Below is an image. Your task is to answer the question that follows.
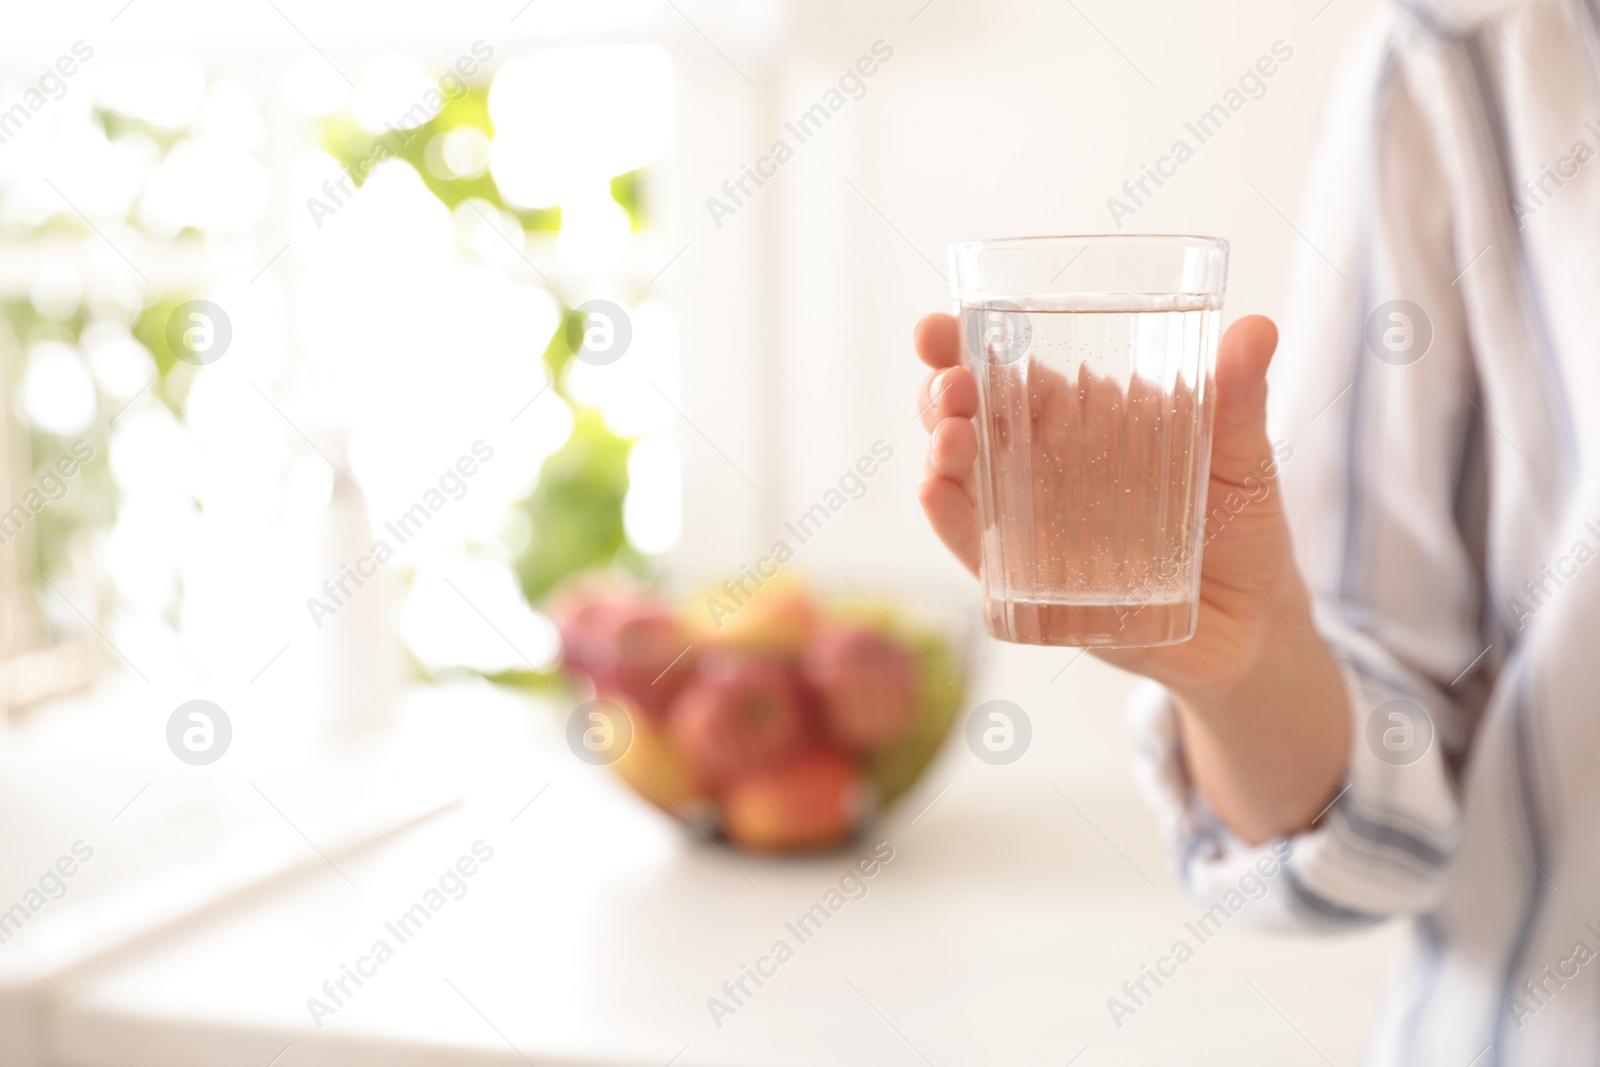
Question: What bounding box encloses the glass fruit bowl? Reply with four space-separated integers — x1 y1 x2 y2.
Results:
553 578 967 852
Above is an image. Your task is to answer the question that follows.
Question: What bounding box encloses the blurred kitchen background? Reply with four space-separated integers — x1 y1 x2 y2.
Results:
0 1 1396 1065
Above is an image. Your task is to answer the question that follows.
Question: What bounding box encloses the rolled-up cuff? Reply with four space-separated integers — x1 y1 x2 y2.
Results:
1125 612 1460 933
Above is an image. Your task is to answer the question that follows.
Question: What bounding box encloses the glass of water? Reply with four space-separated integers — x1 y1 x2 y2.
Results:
949 235 1229 647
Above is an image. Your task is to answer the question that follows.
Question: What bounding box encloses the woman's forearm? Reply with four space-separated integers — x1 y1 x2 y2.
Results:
1171 589 1351 846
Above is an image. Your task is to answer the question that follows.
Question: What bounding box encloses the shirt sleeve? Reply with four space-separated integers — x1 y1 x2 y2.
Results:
1128 12 1482 930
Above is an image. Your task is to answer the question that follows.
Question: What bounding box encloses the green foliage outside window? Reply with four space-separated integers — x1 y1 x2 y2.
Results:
320 83 659 685
0 303 120 588
318 88 649 234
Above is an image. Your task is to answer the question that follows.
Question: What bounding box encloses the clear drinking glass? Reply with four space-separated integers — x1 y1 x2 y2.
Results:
949 235 1229 647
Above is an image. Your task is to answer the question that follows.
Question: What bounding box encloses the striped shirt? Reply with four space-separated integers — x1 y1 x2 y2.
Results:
1130 1 1600 1062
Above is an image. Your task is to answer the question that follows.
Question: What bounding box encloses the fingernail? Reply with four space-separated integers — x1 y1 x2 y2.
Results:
932 368 952 399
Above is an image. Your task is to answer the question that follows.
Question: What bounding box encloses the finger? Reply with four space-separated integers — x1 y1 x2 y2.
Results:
917 370 937 430
916 369 946 431
934 366 976 418
1080 368 1128 591
918 476 981 576
918 366 977 431
1028 364 1079 590
928 416 978 480
914 313 962 369
1210 315 1279 488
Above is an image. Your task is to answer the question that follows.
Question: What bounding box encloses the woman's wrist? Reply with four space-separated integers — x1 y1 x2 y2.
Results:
1167 586 1353 842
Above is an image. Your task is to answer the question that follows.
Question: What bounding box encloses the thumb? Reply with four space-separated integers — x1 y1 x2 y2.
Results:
1209 315 1279 486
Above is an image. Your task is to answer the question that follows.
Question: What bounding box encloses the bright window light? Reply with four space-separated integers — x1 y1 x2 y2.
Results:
81 322 156 401
283 54 352 117
139 137 270 236
624 433 682 555
556 186 631 273
95 57 206 129
352 54 438 134
20 342 97 435
488 44 672 207
563 300 679 438
401 560 561 674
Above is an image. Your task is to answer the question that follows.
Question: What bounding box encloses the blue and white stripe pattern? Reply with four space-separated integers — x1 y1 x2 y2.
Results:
1129 1 1600 1062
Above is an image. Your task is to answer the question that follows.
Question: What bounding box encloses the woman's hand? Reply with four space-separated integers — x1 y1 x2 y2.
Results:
913 312 1350 843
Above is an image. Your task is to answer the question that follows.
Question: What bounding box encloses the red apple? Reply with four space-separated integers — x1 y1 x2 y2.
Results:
722 749 862 851
557 590 693 719
803 625 920 753
669 656 805 786
555 591 615 679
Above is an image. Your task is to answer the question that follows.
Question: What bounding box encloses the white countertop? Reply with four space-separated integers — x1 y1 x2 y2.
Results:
9 645 1398 1067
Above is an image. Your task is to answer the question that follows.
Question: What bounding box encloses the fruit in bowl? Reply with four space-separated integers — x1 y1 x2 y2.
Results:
804 624 921 753
610 709 708 815
554 588 695 718
722 749 863 852
670 654 807 787
556 580 964 852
